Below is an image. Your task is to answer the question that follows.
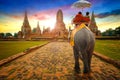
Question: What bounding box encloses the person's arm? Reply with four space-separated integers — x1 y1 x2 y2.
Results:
83 17 90 22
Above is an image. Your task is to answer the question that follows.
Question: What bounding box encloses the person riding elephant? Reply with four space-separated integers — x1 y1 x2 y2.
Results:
72 11 90 24
84 12 90 26
72 11 84 25
70 12 95 74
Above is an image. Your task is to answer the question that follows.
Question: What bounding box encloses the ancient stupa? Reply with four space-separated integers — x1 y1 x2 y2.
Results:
21 11 31 39
89 12 98 35
52 9 68 38
35 21 41 35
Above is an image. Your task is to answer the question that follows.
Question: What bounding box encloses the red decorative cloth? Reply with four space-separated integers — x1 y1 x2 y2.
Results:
72 14 90 24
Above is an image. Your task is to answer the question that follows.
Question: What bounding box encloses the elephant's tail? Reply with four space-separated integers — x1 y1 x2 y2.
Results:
78 51 83 60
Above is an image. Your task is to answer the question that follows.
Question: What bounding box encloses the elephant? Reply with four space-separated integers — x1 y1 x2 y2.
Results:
71 24 95 73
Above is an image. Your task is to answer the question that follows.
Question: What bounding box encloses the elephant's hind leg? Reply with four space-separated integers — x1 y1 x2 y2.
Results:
73 46 80 73
82 51 90 73
87 50 93 73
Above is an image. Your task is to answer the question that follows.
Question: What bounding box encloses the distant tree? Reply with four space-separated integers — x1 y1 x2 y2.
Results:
102 28 115 36
14 33 18 38
101 32 106 36
0 33 5 38
32 28 36 33
5 33 12 38
115 26 120 37
106 28 113 36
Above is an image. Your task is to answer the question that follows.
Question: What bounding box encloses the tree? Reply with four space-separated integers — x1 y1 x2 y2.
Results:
101 32 106 36
115 26 120 37
14 33 18 38
32 28 36 33
106 28 113 36
102 28 115 36
5 33 12 38
0 33 5 38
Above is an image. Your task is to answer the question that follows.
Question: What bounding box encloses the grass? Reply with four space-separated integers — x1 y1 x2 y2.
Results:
0 41 48 60
95 40 120 61
0 40 120 61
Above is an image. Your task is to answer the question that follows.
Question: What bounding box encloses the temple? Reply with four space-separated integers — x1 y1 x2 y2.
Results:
89 11 100 36
18 9 69 40
18 10 100 40
21 11 31 39
52 9 68 38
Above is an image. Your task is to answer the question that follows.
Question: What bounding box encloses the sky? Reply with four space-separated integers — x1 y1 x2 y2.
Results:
0 0 120 34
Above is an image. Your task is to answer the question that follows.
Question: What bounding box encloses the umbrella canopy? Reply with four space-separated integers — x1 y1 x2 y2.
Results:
72 0 91 9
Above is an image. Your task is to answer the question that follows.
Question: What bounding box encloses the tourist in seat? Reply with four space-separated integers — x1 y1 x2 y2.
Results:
84 12 90 26
72 11 84 25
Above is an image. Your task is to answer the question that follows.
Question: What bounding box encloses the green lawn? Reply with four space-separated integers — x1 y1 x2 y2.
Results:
0 41 48 60
95 40 120 60
0 40 120 61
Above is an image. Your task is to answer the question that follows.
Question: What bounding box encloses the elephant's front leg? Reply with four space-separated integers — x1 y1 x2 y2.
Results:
73 46 80 73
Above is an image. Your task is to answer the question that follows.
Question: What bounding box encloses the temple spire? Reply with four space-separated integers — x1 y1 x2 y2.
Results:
23 11 30 27
36 21 41 35
52 9 68 38
25 11 28 20
56 9 63 22
89 11 98 34
91 11 96 25
21 11 31 39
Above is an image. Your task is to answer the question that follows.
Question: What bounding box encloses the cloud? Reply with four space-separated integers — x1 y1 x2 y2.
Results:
0 11 23 19
32 14 52 21
10 15 23 19
36 15 51 20
96 9 120 18
31 8 58 21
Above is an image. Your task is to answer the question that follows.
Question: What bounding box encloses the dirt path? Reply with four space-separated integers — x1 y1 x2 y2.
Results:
0 42 120 80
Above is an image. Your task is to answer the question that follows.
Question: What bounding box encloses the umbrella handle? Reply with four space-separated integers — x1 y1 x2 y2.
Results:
82 7 83 12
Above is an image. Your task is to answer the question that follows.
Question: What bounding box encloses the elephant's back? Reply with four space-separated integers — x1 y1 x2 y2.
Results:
74 27 93 42
74 27 95 50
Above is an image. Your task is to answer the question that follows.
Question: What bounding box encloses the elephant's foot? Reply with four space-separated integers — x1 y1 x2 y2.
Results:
83 69 91 74
74 66 81 73
82 72 92 78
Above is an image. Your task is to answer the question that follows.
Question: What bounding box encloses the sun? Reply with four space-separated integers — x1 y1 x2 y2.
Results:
40 19 56 30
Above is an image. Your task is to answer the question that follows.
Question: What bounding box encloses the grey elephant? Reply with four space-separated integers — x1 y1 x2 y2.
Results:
69 23 95 73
